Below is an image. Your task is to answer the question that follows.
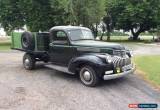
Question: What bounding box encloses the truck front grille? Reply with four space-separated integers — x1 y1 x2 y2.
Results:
112 56 131 67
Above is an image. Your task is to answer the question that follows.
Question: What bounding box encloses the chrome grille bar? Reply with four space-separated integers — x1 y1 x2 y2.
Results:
112 56 131 68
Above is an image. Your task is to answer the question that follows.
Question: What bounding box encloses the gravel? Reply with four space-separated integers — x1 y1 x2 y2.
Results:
0 51 159 110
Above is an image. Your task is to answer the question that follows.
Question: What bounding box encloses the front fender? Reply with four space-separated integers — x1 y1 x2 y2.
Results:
68 55 106 74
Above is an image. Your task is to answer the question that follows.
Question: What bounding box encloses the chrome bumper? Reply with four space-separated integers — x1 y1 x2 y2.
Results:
103 64 136 80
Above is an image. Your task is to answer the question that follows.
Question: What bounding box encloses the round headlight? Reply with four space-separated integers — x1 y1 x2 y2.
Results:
106 55 112 63
130 50 134 57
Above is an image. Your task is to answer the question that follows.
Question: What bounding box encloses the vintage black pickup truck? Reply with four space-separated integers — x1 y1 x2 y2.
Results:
11 26 135 87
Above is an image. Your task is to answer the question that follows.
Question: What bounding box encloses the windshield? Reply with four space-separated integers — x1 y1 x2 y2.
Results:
67 29 94 41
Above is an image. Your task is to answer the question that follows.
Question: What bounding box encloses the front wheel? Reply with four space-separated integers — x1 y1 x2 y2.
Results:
79 66 100 87
23 53 35 70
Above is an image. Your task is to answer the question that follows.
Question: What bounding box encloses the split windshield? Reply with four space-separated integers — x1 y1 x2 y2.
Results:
67 29 94 41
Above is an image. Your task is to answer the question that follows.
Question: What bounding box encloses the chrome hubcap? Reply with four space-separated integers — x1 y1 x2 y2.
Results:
24 59 30 68
83 71 91 81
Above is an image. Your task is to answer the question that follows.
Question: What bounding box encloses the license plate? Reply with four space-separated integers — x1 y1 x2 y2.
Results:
122 64 132 71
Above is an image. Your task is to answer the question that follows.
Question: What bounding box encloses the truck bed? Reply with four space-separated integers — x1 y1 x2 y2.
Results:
11 32 50 53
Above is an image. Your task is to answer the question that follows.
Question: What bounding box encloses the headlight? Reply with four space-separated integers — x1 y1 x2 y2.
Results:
130 50 134 57
126 48 134 57
96 54 112 63
106 55 112 63
127 50 134 57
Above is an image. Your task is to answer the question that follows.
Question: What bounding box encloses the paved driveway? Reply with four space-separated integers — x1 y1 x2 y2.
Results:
121 43 160 55
0 52 159 110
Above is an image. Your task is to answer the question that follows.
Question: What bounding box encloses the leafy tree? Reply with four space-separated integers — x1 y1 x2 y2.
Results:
19 0 69 31
87 0 105 37
0 0 25 34
63 0 105 36
0 0 105 35
104 0 160 40
0 0 68 33
102 14 112 41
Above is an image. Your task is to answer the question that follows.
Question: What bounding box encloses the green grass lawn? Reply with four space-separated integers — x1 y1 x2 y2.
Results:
0 42 11 50
134 55 160 86
100 35 154 43
101 35 154 40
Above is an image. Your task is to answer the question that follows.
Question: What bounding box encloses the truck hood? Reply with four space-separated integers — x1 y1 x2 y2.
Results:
71 40 125 50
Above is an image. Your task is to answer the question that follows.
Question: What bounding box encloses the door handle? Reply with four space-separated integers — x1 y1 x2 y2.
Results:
49 43 54 46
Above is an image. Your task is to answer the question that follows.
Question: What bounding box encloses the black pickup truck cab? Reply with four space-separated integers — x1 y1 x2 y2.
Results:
12 26 135 87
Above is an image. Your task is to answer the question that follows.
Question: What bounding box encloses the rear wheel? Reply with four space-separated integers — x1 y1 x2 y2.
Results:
79 66 99 87
23 53 35 70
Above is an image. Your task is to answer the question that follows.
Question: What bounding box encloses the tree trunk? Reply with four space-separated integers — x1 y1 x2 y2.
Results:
131 28 141 40
90 24 97 38
107 31 110 41
92 24 98 38
95 23 98 37
132 34 139 40
100 32 104 40
106 23 111 41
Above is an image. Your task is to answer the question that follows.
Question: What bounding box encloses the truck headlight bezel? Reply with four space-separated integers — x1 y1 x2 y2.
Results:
106 55 112 63
130 50 134 57
96 54 112 64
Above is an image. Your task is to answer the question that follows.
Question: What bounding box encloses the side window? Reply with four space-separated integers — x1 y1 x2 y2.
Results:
52 30 68 45
56 31 66 38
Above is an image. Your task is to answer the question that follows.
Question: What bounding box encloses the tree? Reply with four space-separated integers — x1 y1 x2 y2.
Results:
105 0 160 40
0 0 105 35
0 0 68 33
63 0 105 37
103 14 112 41
87 0 105 37
99 23 106 40
0 0 25 34
19 0 68 31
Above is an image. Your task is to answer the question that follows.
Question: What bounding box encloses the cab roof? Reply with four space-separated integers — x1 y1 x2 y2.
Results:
50 26 91 31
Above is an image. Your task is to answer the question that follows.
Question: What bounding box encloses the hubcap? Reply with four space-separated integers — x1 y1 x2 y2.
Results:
24 59 30 68
22 37 28 47
83 71 91 81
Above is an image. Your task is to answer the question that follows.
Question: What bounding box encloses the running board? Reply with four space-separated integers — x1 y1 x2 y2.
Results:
45 64 75 75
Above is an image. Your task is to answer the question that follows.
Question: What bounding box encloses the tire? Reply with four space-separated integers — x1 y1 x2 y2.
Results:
23 53 35 70
43 56 49 63
79 65 99 87
21 31 35 50
43 58 49 63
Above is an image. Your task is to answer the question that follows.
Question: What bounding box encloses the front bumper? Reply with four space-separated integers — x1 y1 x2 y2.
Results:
103 64 136 80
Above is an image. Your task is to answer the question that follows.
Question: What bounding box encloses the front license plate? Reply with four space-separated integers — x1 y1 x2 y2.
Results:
122 64 132 71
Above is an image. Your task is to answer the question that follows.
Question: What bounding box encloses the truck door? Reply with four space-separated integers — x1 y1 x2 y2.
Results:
49 30 76 66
